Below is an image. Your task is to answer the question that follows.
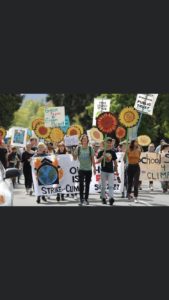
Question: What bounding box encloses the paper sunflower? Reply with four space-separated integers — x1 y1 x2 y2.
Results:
73 124 84 135
50 128 64 143
115 127 126 139
96 112 118 134
0 127 6 139
34 124 51 139
66 126 81 137
138 135 151 146
89 128 103 142
119 107 139 128
32 118 44 130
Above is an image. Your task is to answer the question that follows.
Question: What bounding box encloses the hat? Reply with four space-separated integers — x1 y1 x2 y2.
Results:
37 142 46 148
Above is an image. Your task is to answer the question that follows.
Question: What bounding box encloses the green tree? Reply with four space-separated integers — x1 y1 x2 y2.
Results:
12 99 54 129
0 94 23 129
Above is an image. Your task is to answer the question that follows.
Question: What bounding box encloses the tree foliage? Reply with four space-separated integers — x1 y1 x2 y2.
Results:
12 99 54 129
0 94 23 129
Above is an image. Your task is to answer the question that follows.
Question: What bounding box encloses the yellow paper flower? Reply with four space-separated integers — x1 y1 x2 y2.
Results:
0 127 6 139
89 128 103 142
50 128 64 143
138 135 151 146
66 126 81 137
35 124 51 139
32 118 44 130
119 107 139 128
73 124 84 135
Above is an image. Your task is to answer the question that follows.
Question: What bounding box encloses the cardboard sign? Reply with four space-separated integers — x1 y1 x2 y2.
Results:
93 98 111 126
134 94 158 115
11 127 27 147
139 152 169 181
64 135 79 146
45 107 65 128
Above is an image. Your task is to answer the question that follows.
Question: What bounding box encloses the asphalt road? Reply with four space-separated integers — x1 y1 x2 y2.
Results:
13 176 169 206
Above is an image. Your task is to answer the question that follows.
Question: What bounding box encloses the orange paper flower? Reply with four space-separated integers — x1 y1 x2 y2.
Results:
115 127 126 139
96 112 118 134
89 128 103 142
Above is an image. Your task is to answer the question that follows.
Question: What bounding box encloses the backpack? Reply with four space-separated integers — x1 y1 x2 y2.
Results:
77 146 93 164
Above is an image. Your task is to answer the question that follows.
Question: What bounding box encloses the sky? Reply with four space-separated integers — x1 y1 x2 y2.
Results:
22 94 48 102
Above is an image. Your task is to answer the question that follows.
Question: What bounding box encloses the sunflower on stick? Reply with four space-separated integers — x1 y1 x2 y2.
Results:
118 107 139 161
96 112 118 166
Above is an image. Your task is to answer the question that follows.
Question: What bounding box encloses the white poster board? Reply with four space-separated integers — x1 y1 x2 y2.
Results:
64 135 79 147
93 98 111 126
134 94 158 115
31 153 124 196
11 127 27 147
45 107 65 127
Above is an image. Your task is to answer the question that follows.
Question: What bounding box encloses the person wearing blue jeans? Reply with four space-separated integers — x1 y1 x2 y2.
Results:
97 137 118 205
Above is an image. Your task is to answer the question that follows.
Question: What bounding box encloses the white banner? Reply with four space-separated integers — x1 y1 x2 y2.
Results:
11 127 27 147
64 135 79 146
45 107 65 128
93 98 111 126
134 94 158 115
31 153 124 196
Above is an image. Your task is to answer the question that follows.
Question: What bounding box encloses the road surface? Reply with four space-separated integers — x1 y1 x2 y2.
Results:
13 176 169 206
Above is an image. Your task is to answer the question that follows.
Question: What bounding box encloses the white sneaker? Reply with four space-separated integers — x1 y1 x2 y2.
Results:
134 198 139 203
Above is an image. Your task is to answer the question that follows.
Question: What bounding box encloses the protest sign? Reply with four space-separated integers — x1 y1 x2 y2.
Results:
45 107 65 128
139 152 169 181
93 98 110 126
11 127 27 147
64 135 79 146
58 115 70 133
134 94 158 115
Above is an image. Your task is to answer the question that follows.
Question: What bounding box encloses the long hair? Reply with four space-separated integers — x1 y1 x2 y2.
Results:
129 140 137 151
80 134 89 144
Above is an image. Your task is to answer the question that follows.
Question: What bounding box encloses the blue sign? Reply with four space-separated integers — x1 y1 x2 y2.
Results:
59 115 70 133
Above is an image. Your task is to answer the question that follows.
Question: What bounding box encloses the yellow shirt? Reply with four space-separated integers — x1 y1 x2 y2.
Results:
127 149 141 164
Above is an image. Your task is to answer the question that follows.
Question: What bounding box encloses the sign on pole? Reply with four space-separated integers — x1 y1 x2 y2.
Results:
11 127 27 148
58 115 70 133
93 98 111 126
134 94 158 115
45 107 65 128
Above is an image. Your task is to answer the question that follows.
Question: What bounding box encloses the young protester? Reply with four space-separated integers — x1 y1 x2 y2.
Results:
126 139 141 202
160 143 169 193
72 134 96 206
32 143 48 204
56 142 67 201
97 137 118 205
0 140 8 169
30 137 38 151
147 143 155 191
155 139 166 153
21 144 35 195
7 146 21 187
46 142 56 155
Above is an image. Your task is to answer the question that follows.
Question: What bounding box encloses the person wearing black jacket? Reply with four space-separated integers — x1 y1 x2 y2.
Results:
22 144 35 195
8 146 21 187
32 142 48 204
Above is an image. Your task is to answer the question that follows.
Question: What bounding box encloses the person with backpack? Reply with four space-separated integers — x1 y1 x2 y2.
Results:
97 137 118 205
72 134 96 206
